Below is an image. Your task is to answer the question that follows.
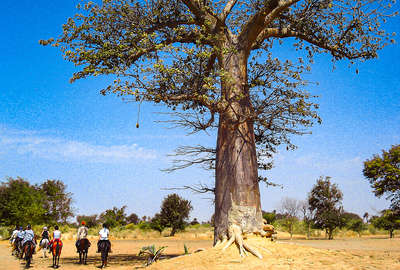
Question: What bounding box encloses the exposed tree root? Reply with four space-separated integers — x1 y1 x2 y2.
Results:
216 224 263 259
214 219 276 259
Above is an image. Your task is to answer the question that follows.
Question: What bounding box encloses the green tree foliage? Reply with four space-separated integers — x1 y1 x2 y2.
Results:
308 176 343 239
341 212 365 237
159 194 192 236
0 177 46 226
99 206 128 227
76 214 99 227
262 211 277 224
149 213 166 234
0 177 74 226
126 213 140 225
40 179 74 224
363 145 400 209
371 209 400 238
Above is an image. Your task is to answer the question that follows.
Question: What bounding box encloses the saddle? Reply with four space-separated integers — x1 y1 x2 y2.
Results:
49 239 63 254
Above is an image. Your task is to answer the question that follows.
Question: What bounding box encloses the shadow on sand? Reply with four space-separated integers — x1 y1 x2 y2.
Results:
60 253 181 268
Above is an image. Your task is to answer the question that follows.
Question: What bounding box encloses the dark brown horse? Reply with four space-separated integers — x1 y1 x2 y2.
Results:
22 241 35 268
77 239 90 264
50 240 62 268
98 240 111 268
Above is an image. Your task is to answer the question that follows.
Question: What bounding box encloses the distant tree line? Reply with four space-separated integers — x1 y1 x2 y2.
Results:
262 171 400 240
0 177 73 226
76 193 196 237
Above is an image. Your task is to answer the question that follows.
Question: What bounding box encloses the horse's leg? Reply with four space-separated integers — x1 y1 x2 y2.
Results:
56 246 60 268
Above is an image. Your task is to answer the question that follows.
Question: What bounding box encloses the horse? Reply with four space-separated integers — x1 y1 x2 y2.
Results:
77 239 90 264
98 240 111 268
11 238 22 257
22 241 35 268
38 238 49 258
50 240 62 268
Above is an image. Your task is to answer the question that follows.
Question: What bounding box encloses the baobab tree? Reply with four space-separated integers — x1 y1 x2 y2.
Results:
41 0 395 258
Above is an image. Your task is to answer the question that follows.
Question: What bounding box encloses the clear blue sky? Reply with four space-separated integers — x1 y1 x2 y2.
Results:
0 0 399 222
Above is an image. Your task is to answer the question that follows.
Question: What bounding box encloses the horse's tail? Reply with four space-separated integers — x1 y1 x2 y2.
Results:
56 241 60 256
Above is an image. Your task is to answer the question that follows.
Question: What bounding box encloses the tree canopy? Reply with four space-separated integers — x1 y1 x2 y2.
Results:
159 193 193 236
308 176 343 239
99 205 128 227
0 177 74 226
363 145 400 209
40 179 74 224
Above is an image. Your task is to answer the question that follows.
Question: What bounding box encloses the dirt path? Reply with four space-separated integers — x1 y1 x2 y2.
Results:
0 239 212 270
0 242 24 270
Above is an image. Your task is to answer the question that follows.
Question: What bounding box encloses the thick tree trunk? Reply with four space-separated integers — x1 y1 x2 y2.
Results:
213 51 263 243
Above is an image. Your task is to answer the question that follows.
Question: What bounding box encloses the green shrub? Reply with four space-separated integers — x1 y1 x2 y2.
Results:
125 223 136 230
138 222 152 231
0 226 11 240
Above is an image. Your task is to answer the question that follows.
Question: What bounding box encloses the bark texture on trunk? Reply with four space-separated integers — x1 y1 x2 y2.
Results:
213 51 263 243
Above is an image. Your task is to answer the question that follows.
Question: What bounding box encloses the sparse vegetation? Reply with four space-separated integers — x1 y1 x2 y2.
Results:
138 245 167 266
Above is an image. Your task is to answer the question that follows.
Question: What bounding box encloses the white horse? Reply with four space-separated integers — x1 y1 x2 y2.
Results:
38 238 50 258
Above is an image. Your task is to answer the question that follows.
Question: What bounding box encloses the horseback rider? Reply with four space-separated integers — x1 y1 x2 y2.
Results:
22 224 36 254
48 225 63 253
97 223 112 253
76 220 90 253
10 225 19 245
15 226 25 250
38 226 50 250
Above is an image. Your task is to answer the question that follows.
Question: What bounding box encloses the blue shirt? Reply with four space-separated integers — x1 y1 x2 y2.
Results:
22 229 34 244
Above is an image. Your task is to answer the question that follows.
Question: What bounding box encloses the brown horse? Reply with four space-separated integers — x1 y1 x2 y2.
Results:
22 241 35 268
50 240 62 268
77 239 90 264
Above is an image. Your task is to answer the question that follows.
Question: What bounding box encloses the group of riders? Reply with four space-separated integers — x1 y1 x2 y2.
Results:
10 221 112 259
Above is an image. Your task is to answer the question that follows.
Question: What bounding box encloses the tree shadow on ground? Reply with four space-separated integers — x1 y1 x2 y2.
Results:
60 253 181 268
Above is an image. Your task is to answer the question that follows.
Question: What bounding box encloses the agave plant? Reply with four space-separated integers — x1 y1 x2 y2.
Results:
138 245 167 266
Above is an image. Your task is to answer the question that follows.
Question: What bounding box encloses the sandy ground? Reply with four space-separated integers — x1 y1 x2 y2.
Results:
0 238 212 270
1 236 400 269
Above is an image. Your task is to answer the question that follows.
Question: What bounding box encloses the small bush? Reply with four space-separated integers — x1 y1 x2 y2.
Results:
125 223 136 230
138 222 152 231
0 226 11 240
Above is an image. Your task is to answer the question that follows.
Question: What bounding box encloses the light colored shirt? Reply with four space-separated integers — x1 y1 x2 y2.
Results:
99 228 109 240
22 229 34 244
17 230 25 239
53 230 61 239
11 230 18 240
77 226 88 240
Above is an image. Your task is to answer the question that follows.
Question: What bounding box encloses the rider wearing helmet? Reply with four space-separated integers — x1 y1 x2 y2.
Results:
22 224 36 253
39 226 50 247
76 221 90 253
